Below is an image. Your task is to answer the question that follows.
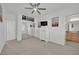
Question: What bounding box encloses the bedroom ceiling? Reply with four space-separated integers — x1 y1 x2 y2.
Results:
2 3 79 17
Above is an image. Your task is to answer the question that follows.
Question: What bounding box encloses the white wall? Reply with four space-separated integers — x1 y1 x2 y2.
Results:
2 4 18 41
0 4 7 53
0 22 6 53
5 12 17 40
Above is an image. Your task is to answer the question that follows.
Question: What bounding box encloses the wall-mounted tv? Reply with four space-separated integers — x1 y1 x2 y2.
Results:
40 21 48 26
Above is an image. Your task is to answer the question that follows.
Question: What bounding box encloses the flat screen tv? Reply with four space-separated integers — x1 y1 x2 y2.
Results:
40 21 47 26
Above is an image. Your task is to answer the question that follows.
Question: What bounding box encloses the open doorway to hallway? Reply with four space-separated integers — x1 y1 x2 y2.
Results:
65 13 79 48
22 15 35 40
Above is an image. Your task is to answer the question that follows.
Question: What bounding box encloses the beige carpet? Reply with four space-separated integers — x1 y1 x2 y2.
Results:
1 35 79 55
66 41 79 48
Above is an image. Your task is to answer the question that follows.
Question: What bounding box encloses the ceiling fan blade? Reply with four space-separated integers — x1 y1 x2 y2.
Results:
29 3 34 7
38 8 46 10
32 10 35 14
34 3 37 7
37 10 41 14
37 3 40 7
25 8 33 9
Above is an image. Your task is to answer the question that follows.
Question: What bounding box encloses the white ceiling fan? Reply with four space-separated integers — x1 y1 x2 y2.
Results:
25 3 46 14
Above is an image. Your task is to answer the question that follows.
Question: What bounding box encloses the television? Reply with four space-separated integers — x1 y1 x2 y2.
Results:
40 21 47 26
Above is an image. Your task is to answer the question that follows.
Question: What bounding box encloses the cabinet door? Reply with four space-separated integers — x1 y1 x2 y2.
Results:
71 34 79 42
66 33 72 41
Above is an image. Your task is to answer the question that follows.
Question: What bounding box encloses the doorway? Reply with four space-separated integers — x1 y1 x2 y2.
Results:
22 16 35 40
65 13 79 48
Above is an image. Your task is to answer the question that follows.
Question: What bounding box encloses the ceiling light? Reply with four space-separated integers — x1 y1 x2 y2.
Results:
34 8 37 11
70 18 79 21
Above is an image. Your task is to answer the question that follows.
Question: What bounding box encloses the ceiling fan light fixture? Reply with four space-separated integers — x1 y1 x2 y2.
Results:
25 3 46 14
34 8 37 11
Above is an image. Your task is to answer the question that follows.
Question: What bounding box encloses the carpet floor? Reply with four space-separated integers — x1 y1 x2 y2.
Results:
66 41 79 49
1 35 79 55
